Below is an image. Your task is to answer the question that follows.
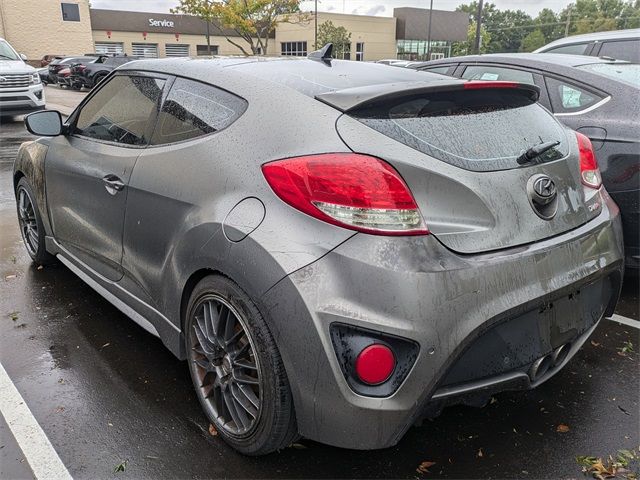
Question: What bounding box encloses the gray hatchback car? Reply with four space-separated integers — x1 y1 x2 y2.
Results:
14 51 624 455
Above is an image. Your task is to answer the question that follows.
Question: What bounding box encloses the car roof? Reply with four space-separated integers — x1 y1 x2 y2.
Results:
413 52 630 69
411 53 638 93
120 56 455 97
535 28 640 51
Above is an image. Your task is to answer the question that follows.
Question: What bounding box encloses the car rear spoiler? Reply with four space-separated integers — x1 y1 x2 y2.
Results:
315 80 541 113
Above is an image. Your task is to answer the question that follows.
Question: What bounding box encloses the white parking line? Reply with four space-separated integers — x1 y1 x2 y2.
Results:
608 314 640 329
0 362 72 480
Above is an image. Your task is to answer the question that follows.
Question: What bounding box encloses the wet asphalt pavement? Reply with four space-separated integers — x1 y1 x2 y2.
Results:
0 107 639 479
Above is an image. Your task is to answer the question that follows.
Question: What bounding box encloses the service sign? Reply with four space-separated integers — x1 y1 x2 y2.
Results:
149 18 175 28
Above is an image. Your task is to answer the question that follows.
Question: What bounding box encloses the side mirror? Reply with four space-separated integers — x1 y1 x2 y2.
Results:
20 53 28 61
25 110 63 136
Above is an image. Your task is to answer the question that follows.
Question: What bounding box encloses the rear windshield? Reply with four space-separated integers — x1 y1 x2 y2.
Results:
350 89 569 172
578 63 640 87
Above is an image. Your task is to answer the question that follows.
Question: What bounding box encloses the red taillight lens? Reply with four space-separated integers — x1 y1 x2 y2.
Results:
576 132 602 189
355 344 396 385
261 153 428 235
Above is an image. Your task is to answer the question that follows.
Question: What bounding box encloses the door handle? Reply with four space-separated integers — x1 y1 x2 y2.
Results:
103 174 125 195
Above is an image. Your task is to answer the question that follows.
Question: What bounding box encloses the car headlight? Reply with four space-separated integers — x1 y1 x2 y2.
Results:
30 72 41 85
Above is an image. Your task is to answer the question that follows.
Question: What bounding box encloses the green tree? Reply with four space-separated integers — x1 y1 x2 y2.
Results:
172 0 306 55
619 0 640 28
520 29 546 51
559 0 634 35
456 2 533 53
535 8 563 43
452 22 491 56
316 20 351 58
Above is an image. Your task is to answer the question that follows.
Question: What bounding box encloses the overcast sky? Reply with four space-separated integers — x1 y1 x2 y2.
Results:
91 0 573 17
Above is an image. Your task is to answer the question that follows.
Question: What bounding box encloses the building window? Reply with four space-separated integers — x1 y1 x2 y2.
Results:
165 44 190 57
95 42 124 55
132 43 159 58
281 41 307 56
356 42 365 61
396 39 452 61
61 3 80 22
197 45 219 56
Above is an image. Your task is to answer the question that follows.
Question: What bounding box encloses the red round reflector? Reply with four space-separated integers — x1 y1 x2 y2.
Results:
355 344 396 385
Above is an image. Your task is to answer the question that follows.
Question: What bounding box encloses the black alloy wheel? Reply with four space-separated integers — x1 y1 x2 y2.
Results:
15 178 55 265
17 186 39 256
189 295 262 436
185 275 298 455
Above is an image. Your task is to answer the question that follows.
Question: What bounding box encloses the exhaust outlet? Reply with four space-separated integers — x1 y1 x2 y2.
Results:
552 343 571 367
529 354 553 382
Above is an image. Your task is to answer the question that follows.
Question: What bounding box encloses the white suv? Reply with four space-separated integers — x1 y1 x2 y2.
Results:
0 38 45 116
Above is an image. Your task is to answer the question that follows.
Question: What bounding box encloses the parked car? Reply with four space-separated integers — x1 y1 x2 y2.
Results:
40 54 64 67
376 59 416 67
534 28 640 62
47 56 98 85
55 67 72 88
0 37 45 116
73 54 139 89
15 52 624 455
410 53 639 272
36 67 50 85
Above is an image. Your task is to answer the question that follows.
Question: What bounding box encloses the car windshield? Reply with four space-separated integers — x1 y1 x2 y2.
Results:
0 40 20 60
578 63 640 87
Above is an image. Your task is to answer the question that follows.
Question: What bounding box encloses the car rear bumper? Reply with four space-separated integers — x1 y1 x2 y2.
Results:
0 84 45 116
260 190 624 450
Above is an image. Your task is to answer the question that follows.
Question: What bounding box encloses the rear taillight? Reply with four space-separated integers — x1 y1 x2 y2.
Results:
261 153 428 235
576 132 602 189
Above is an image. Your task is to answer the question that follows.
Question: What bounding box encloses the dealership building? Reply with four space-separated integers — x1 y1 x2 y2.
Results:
0 0 468 63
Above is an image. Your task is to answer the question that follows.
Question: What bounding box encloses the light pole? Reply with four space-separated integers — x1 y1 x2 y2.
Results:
474 0 483 54
426 0 433 60
314 0 318 48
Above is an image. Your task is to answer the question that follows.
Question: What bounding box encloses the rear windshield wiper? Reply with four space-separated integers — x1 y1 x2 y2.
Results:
517 140 560 166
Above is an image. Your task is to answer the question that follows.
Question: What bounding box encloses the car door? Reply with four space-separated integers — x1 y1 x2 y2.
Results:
119 76 248 309
45 72 166 281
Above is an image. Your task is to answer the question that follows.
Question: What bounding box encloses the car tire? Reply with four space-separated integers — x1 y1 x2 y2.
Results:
15 178 56 265
184 274 298 455
93 74 106 87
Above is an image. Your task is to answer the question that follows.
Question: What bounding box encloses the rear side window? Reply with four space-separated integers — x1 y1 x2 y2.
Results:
75 75 165 146
421 66 453 75
545 77 604 113
545 42 590 55
461 65 535 85
598 40 640 63
150 77 247 145
350 89 568 172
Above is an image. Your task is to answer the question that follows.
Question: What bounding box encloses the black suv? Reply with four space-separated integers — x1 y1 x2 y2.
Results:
73 55 139 89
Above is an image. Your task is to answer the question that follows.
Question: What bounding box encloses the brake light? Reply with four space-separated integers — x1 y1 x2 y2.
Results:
576 132 602 189
261 153 428 235
464 81 519 89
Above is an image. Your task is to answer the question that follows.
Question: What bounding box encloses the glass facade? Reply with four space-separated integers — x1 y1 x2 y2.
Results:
396 40 453 61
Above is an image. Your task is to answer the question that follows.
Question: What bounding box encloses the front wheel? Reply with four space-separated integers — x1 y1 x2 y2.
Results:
16 178 56 265
185 275 298 455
